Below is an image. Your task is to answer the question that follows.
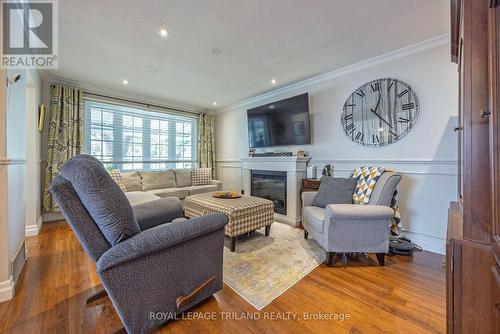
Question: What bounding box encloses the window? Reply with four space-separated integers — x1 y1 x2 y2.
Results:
84 100 198 171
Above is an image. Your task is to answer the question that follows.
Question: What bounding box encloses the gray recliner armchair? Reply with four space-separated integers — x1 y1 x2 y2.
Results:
302 171 401 266
49 155 228 334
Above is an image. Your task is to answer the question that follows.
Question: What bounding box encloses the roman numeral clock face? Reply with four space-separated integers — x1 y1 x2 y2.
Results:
341 79 419 146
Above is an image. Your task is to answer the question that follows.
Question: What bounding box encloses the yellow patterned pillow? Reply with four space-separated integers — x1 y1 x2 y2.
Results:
351 166 386 204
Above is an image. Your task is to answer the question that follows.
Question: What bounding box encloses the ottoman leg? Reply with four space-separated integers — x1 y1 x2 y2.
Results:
265 225 271 236
230 237 237 252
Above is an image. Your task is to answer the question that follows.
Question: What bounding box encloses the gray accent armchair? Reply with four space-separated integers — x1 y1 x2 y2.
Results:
49 157 228 334
302 171 401 266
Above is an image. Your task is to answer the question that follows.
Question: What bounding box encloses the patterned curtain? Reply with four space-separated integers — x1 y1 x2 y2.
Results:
42 85 84 212
197 113 216 178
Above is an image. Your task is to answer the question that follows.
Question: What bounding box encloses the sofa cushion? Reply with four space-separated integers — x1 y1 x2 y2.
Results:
59 155 140 246
175 169 192 188
147 188 190 199
192 168 212 186
184 185 218 196
312 177 357 208
142 170 176 191
141 169 177 191
122 171 142 192
125 191 161 206
303 206 325 234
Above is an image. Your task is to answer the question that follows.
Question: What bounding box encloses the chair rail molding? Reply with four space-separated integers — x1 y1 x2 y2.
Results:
0 158 27 165
216 157 455 255
216 158 458 176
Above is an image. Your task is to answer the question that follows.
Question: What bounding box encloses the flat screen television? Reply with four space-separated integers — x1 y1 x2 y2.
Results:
247 93 311 148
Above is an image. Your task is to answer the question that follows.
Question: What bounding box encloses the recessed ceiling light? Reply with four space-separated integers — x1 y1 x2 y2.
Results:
213 102 217 106
211 48 222 55
271 79 277 84
122 79 128 85
269 105 275 109
159 28 168 37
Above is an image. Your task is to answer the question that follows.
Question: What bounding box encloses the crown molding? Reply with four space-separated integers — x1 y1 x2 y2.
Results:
218 34 450 113
42 75 210 114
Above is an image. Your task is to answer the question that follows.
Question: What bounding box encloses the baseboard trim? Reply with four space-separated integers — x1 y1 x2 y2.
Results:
42 212 64 222
25 215 43 237
401 230 445 255
0 277 15 302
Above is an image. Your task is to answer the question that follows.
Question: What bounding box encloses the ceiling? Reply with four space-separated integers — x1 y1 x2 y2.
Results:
44 0 449 110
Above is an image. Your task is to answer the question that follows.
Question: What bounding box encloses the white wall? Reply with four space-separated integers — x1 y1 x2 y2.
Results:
0 68 42 302
24 71 43 236
6 69 27 261
215 44 458 254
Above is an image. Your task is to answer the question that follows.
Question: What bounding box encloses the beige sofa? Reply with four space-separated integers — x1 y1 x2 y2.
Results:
122 169 222 206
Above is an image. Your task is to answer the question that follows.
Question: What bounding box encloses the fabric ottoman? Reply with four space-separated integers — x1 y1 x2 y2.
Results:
184 192 274 251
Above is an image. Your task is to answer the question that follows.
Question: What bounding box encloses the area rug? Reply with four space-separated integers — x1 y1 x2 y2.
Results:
223 222 325 310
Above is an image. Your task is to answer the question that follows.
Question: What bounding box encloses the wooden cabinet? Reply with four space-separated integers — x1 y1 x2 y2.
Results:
447 0 499 333
488 2 500 329
300 179 321 193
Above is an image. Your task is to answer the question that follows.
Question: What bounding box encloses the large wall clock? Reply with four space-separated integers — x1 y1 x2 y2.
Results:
341 78 419 146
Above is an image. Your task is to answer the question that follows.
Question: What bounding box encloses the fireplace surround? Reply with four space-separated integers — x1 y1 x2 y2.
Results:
241 156 310 226
251 170 287 215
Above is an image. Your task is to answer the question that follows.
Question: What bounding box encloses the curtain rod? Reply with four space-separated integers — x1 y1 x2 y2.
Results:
50 84 201 116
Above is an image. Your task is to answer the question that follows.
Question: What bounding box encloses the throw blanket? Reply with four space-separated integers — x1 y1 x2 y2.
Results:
351 166 401 235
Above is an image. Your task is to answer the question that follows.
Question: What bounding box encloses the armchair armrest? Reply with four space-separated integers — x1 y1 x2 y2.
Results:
323 204 393 253
211 179 223 191
96 213 228 272
325 204 394 221
301 191 318 207
132 197 183 231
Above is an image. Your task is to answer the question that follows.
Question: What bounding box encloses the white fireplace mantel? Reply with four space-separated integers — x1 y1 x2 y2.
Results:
241 156 310 226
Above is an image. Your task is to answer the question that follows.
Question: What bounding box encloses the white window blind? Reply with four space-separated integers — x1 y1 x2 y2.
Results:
83 99 198 171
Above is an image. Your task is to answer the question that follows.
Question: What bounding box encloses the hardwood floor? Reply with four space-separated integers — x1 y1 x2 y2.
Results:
0 221 446 334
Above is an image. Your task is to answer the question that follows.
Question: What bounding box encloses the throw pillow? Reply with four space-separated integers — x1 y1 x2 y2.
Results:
121 171 142 192
312 176 358 208
60 155 140 246
108 169 126 192
192 168 212 186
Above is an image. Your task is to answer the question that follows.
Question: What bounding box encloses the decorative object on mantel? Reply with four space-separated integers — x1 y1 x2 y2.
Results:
251 151 293 157
306 165 317 179
341 78 419 147
322 164 331 176
296 150 305 157
38 104 45 132
248 148 256 156
212 191 242 199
